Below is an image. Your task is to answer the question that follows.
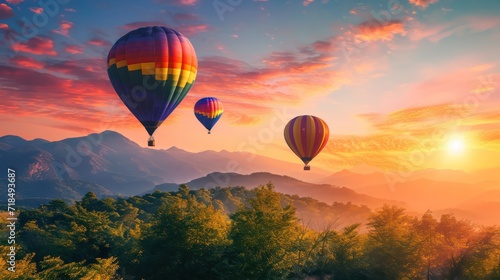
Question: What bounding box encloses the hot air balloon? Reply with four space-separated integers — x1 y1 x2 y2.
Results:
107 26 197 146
284 115 329 170
194 97 223 134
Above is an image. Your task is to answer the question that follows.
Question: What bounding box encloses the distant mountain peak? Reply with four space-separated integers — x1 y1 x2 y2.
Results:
0 135 28 145
166 146 188 152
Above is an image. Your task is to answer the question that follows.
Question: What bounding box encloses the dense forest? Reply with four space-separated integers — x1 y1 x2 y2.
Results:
1 183 499 279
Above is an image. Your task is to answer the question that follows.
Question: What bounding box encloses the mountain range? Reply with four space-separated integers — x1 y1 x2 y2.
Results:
153 172 404 209
1 130 499 225
0 130 330 196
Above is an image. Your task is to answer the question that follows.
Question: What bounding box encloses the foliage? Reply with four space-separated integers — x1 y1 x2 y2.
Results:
0 183 497 279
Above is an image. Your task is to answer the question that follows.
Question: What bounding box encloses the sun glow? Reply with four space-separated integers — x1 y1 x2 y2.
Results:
447 137 465 155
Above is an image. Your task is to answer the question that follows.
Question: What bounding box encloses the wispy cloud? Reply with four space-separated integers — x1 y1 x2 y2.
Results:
355 20 406 42
321 104 500 170
156 0 198 5
409 16 500 42
409 0 438 9
65 45 84 54
9 55 45 69
29 7 43 14
189 37 348 125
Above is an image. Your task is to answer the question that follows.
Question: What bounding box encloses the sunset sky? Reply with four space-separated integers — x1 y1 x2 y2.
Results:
0 0 499 173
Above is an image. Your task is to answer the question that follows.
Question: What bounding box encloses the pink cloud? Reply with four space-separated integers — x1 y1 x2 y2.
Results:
409 0 438 9
9 56 45 69
171 0 197 5
177 24 209 36
0 64 129 130
173 13 200 22
0 3 14 19
6 0 23 4
53 20 73 36
409 16 500 42
87 38 111 47
186 37 348 125
65 45 84 54
30 7 43 14
0 23 8 29
303 0 314 6
65 8 76 12
11 37 57 56
355 20 406 42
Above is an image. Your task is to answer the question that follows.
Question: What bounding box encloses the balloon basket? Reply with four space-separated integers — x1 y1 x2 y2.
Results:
148 137 155 147
208 131 211 134
304 165 311 171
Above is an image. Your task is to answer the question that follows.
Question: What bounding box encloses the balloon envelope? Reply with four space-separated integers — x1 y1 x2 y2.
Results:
107 26 197 145
194 97 223 134
284 115 329 170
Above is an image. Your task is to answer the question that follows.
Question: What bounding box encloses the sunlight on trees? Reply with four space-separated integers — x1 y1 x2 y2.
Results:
1 184 498 279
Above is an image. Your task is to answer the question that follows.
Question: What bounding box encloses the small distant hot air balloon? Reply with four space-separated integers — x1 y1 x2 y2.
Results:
284 115 329 170
107 26 197 146
194 97 223 134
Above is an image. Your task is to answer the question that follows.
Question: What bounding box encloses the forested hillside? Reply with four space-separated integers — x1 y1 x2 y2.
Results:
1 184 499 279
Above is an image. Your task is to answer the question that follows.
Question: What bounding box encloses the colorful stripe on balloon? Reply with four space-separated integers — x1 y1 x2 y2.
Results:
194 97 224 132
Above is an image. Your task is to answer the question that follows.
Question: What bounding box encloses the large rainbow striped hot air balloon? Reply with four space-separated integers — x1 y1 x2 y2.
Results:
194 97 223 134
107 26 197 146
284 115 329 170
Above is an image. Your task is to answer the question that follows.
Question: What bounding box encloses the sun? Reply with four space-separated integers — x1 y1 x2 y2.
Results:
447 137 465 155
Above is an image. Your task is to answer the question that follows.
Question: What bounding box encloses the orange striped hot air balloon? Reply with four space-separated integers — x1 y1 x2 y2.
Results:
284 115 329 170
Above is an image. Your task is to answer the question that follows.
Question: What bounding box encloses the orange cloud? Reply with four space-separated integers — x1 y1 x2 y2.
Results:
321 104 500 170
409 0 438 9
0 3 14 19
183 35 348 126
355 20 406 42
11 37 57 56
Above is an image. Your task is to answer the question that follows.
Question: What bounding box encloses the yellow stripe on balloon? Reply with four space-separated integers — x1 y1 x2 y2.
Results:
155 68 168 81
116 60 127 68
195 109 223 118
108 58 116 67
127 63 141 71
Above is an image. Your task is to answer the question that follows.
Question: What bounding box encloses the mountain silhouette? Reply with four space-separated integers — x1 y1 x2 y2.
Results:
0 130 330 196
